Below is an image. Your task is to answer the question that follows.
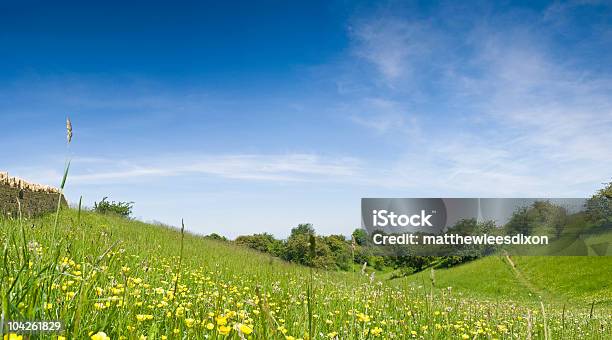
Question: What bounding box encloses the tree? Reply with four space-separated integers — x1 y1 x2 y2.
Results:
529 201 567 238
290 223 315 237
586 180 612 227
444 219 497 258
505 207 532 235
352 228 368 246
282 232 310 264
447 218 478 234
323 235 352 271
282 224 340 269
504 201 568 238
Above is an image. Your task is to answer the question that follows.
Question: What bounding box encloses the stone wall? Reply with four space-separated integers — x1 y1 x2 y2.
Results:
0 171 67 218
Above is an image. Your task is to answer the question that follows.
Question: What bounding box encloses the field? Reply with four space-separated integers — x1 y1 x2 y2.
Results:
395 256 612 308
1 209 611 339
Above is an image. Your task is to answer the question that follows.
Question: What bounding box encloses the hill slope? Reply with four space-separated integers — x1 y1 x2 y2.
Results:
393 255 612 309
1 209 610 339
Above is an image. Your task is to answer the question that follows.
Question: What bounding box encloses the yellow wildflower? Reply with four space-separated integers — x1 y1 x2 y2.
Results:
4 335 23 340
357 313 370 323
371 327 383 336
239 324 253 335
218 325 231 335
216 316 228 326
91 332 110 340
136 314 153 322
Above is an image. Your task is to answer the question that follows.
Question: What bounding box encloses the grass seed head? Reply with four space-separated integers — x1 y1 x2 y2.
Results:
66 116 73 143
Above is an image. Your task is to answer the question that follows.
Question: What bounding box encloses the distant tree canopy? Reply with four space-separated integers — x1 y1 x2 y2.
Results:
94 197 133 218
282 230 351 270
231 181 611 275
504 201 568 238
586 180 612 227
352 228 368 246
291 223 315 237
234 222 463 273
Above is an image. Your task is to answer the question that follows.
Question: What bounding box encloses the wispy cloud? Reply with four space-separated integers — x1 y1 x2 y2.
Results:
350 17 433 83
346 2 612 196
348 98 419 135
16 154 364 186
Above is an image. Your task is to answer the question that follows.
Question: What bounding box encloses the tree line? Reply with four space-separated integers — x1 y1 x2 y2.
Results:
208 180 612 276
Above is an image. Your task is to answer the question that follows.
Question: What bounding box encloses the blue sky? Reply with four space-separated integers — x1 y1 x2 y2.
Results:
2 0 612 238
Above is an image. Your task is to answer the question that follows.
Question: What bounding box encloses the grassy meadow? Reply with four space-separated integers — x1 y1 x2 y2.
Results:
1 208 611 339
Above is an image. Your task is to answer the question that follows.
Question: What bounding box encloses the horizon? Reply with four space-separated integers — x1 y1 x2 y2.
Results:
2 0 612 238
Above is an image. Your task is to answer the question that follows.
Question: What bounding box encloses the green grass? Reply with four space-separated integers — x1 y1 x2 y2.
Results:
393 255 612 309
513 256 612 307
1 209 611 339
390 256 534 302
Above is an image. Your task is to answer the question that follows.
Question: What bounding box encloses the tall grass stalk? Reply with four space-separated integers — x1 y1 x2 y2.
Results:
52 117 72 246
562 304 566 337
173 219 186 298
540 301 549 340
307 233 316 340
77 195 82 226
350 236 356 337
52 160 70 244
527 310 533 340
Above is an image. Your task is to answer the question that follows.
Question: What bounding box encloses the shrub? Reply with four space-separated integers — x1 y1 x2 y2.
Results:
235 233 284 256
94 197 134 218
205 233 228 242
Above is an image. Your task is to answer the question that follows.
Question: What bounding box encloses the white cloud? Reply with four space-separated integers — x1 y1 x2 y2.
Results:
348 98 419 134
347 7 612 197
351 18 431 82
17 153 364 186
